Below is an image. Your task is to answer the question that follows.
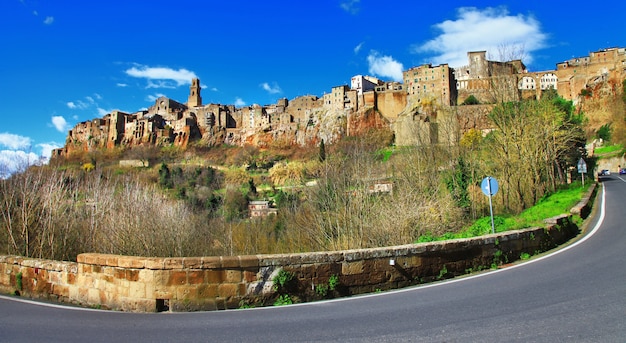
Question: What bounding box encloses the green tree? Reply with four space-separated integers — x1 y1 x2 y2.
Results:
484 97 586 212
319 139 326 162
461 95 480 105
596 123 612 142
158 162 172 188
248 178 257 196
445 157 470 210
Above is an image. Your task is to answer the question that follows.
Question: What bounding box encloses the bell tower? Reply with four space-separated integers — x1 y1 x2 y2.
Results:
187 78 202 107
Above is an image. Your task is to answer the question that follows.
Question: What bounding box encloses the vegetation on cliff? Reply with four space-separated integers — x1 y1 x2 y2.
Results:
2 87 624 261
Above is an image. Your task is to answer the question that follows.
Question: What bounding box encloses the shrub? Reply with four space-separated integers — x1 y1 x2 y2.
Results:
462 95 480 105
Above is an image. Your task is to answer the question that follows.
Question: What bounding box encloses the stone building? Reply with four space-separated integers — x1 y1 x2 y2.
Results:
403 63 456 106
248 200 278 218
53 46 626 158
454 51 526 104
187 77 202 108
556 47 626 101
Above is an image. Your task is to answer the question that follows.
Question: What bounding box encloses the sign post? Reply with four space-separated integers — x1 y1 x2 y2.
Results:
577 158 587 187
481 176 499 234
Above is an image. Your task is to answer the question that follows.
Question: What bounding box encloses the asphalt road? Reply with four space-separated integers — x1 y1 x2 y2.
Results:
1 177 625 342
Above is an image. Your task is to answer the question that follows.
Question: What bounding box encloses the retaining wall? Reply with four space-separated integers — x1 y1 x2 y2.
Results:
0 185 597 312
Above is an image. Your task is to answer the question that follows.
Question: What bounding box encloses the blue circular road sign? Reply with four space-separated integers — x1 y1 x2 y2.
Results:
481 177 499 196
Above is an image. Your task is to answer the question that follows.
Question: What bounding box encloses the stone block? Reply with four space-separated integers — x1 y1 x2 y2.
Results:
239 255 259 268
52 284 69 298
87 288 101 304
221 256 240 268
122 298 155 313
197 284 218 298
138 270 154 284
126 270 140 282
167 271 187 286
154 290 172 299
176 286 199 300
94 255 108 266
202 256 221 268
102 274 114 284
152 270 170 286
114 269 126 280
67 273 76 285
118 256 145 269
144 258 165 270
145 282 155 299
243 270 257 283
187 271 205 285
342 261 364 275
238 283 247 296
205 270 224 283
104 281 117 295
218 283 238 297
129 282 146 299
183 257 202 269
77 254 97 264
224 270 242 283
163 258 184 269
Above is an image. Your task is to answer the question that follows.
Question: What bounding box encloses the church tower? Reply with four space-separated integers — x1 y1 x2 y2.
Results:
188 78 202 107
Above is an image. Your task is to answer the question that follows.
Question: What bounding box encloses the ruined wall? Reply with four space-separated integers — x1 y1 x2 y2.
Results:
376 91 407 119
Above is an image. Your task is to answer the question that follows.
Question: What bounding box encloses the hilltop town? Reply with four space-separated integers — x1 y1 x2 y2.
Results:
53 47 626 158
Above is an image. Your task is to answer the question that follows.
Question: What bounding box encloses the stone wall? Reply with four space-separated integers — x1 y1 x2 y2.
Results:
0 185 595 312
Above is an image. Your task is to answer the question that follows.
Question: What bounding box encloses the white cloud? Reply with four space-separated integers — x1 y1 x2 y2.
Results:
43 16 54 25
412 7 548 67
37 142 62 161
97 108 110 116
116 83 128 87
51 116 70 132
66 99 89 110
146 80 178 89
354 42 364 54
234 98 246 107
0 150 42 178
146 93 166 102
126 64 197 88
367 51 404 81
260 82 282 94
340 0 360 14
0 133 32 150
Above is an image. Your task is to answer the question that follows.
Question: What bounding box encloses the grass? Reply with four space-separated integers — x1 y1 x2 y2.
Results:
417 182 590 242
594 144 624 156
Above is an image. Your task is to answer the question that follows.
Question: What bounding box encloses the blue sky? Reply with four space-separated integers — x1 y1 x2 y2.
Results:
1 0 625 173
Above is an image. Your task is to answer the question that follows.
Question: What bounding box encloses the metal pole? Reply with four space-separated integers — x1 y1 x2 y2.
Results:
488 177 495 234
582 172 585 187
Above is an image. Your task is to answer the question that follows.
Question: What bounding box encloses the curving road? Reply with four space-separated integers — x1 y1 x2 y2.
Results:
1 178 626 342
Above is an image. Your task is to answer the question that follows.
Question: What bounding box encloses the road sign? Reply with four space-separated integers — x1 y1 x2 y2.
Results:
481 177 499 196
481 176 498 234
577 158 587 174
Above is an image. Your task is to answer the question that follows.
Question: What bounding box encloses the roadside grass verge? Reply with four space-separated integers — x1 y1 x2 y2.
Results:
594 144 624 157
417 182 590 242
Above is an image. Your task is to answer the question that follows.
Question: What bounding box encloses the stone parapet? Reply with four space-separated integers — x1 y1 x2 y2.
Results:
0 184 595 312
